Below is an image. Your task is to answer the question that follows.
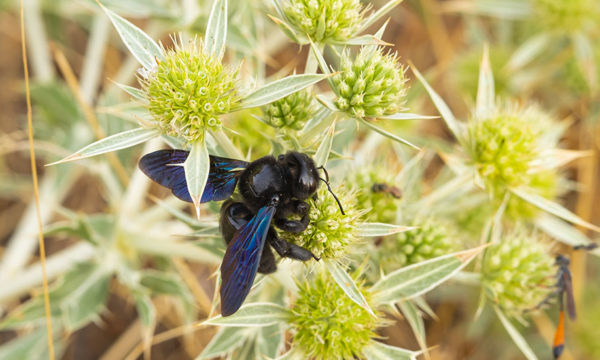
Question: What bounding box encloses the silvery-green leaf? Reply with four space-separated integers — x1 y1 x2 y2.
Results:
196 327 248 359
309 41 332 80
475 44 495 118
379 113 438 121
506 33 551 71
331 34 391 46
47 128 159 165
275 350 305 360
257 324 284 359
397 301 427 355
239 74 329 109
315 94 339 112
535 214 593 248
362 341 419 360
300 107 333 144
203 303 291 327
529 149 591 172
267 15 303 44
325 261 375 316
572 33 597 92
140 270 190 298
494 306 538 360
313 120 335 167
115 82 146 100
133 292 156 328
411 65 464 142
441 0 532 19
161 135 188 150
511 187 600 232
0 328 57 360
358 0 405 34
356 223 416 237
100 5 163 70
358 118 420 150
371 246 485 304
184 140 211 218
204 0 228 60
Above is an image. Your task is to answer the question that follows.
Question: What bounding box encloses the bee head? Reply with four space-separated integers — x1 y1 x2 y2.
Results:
279 152 319 200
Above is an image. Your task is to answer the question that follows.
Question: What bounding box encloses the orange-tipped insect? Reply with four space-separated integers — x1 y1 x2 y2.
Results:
551 255 576 359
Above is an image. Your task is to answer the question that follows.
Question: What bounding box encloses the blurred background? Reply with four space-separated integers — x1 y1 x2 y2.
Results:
0 0 599 359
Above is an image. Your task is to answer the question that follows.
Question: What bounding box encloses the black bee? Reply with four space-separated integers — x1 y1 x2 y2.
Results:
139 150 343 316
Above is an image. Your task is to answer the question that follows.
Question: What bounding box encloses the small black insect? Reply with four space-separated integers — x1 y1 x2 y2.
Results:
371 182 402 199
139 150 343 316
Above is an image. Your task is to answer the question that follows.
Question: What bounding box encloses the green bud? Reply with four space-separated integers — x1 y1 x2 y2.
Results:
141 37 240 143
262 89 315 130
282 0 364 43
482 233 556 318
333 47 408 119
290 270 380 360
379 219 456 270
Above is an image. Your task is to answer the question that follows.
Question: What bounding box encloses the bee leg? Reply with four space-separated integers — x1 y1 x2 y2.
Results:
258 242 277 274
274 215 309 233
269 232 318 261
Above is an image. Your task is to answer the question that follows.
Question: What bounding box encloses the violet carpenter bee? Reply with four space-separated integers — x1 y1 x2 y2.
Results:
139 150 344 316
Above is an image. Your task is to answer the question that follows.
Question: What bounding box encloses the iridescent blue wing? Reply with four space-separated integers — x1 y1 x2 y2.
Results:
139 150 249 203
220 205 276 316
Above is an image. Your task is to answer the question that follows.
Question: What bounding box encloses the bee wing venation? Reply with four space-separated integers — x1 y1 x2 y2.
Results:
220 205 276 316
139 149 249 203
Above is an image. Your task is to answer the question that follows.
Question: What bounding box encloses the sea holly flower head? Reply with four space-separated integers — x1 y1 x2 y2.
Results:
140 36 240 143
534 0 600 34
282 185 363 260
332 47 408 119
465 103 546 197
379 219 456 270
290 270 381 360
482 233 556 319
262 89 315 131
281 0 364 44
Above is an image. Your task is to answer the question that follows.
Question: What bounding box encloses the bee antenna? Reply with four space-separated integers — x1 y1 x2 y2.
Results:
317 166 345 215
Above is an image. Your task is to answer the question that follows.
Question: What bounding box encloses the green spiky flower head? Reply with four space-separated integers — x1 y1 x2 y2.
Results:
534 0 600 34
333 47 408 119
290 270 380 360
282 185 362 260
379 219 456 270
141 37 240 143
262 89 315 130
282 0 364 43
349 167 401 224
482 233 556 318
466 104 551 198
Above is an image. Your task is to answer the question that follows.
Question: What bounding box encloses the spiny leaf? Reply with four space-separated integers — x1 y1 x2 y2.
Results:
410 64 465 142
239 74 330 109
371 246 486 304
325 261 375 317
356 223 417 237
362 341 419 360
204 0 228 60
494 306 538 360
196 327 247 359
475 44 495 118
47 128 159 165
203 303 291 327
100 4 163 70
511 187 600 232
358 118 420 150
184 140 211 218
379 113 438 121
313 120 335 167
